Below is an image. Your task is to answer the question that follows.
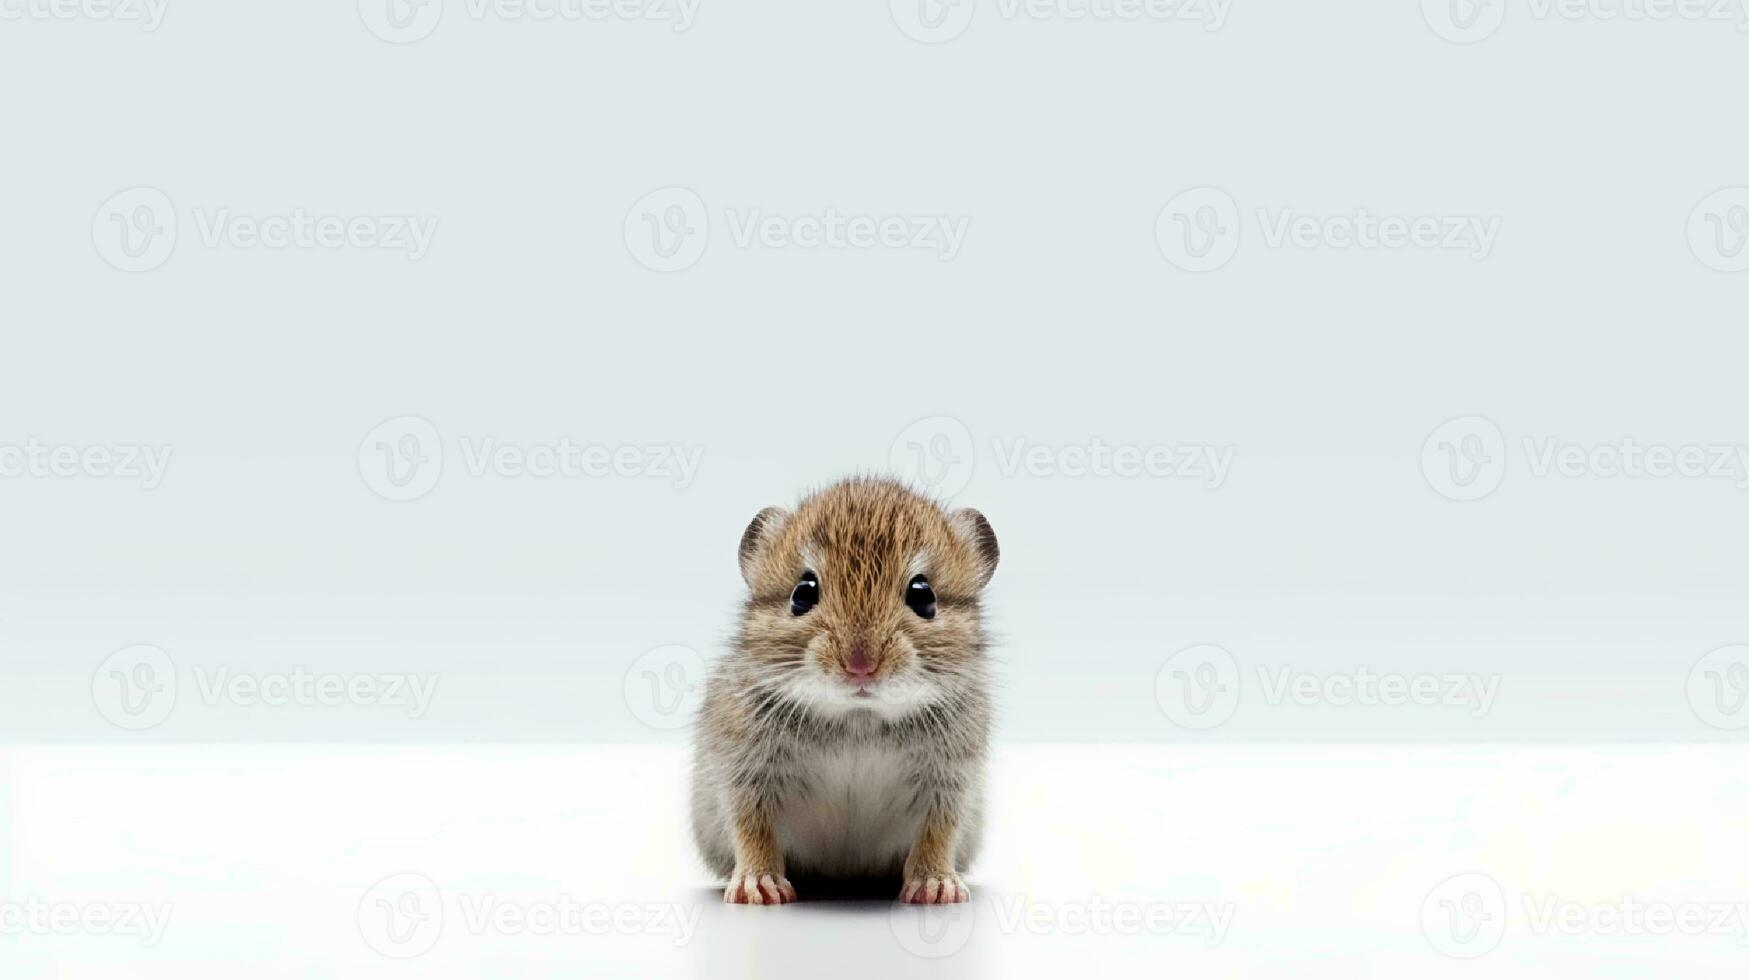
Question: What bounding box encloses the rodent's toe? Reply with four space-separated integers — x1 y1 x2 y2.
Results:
899 874 969 905
724 871 796 905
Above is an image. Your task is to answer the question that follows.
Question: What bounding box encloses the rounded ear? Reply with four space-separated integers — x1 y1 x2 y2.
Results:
738 506 789 586
949 507 999 589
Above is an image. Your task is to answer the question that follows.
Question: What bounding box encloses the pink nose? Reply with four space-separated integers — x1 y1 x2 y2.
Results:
845 644 876 678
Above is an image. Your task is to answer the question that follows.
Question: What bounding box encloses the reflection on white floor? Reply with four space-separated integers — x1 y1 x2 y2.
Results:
2 743 1746 977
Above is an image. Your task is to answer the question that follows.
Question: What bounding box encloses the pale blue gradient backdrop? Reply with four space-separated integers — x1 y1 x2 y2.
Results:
2 0 1746 742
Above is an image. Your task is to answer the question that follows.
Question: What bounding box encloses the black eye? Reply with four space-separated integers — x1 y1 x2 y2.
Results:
906 575 936 620
790 571 819 616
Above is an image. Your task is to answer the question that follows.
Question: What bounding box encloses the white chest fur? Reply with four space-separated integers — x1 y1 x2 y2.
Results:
773 741 922 878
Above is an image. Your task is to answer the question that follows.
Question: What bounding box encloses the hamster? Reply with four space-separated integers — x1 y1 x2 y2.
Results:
690 476 999 905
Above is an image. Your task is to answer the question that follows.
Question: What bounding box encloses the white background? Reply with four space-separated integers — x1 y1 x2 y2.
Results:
2 0 1748 974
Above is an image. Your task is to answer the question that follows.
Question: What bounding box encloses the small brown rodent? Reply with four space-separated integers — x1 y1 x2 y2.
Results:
690 476 999 905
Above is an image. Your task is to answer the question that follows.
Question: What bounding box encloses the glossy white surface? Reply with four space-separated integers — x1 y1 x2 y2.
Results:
2 743 1745 977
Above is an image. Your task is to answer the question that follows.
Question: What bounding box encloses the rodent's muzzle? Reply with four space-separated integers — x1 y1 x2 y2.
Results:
844 639 876 680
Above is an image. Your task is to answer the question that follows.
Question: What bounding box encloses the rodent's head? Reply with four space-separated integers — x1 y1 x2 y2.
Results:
735 476 999 719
